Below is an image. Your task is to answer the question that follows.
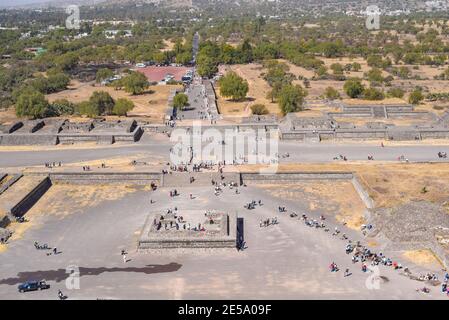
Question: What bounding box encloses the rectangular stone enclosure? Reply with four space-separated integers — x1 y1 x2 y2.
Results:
138 210 237 249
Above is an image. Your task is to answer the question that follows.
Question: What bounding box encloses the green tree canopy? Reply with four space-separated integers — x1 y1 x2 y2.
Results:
277 84 307 115
96 68 114 83
409 88 424 105
324 87 341 100
343 78 365 98
173 92 189 109
15 89 49 119
89 91 115 115
122 72 149 95
113 98 134 116
363 87 385 100
251 104 269 115
218 71 249 101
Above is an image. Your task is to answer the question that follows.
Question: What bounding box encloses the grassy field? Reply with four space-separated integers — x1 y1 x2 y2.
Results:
46 80 182 123
234 163 449 209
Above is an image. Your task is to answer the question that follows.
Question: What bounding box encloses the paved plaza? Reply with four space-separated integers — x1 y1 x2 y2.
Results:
0 180 445 299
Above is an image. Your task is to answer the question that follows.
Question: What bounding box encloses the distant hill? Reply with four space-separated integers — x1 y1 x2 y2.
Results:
0 0 107 9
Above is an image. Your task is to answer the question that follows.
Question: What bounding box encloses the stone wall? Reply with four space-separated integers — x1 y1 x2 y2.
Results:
0 126 142 146
351 176 375 209
240 172 355 184
8 177 52 218
0 119 143 146
32 172 162 185
0 174 23 196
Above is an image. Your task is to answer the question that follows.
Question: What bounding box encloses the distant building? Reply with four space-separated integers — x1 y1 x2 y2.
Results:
24 47 46 56
104 30 133 39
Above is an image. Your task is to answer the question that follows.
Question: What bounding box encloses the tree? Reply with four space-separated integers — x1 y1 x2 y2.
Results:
343 78 365 98
363 87 385 100
277 84 307 115
266 82 283 103
89 91 115 115
96 68 114 83
387 88 405 99
366 68 384 84
54 52 79 73
48 99 75 116
173 93 189 110
238 39 253 63
264 60 293 86
113 98 134 116
352 62 362 72
409 89 424 105
122 72 149 95
47 73 70 93
76 101 98 117
324 87 341 100
197 56 218 78
15 89 49 119
218 71 249 101
330 63 344 75
175 52 192 65
251 104 269 115
321 42 343 58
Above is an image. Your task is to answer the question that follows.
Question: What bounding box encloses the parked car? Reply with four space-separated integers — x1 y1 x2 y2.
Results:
18 280 50 293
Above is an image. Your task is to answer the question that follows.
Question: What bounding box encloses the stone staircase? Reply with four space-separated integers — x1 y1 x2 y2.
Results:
304 133 320 143
0 173 23 196
162 172 240 187
372 106 387 118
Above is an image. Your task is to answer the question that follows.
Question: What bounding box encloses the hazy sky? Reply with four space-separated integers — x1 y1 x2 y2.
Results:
0 0 53 7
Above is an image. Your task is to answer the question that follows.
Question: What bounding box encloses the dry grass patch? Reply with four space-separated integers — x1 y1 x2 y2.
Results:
402 249 443 268
219 64 281 116
46 80 182 123
27 184 143 218
342 97 407 105
0 108 20 124
256 181 366 229
235 163 449 209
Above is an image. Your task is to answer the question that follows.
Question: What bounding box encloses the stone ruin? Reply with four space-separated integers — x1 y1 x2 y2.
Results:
138 210 236 249
368 201 449 268
279 102 449 141
0 118 142 145
242 114 278 124
290 116 335 131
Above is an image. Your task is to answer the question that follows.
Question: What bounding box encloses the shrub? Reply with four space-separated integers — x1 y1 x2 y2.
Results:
251 104 269 115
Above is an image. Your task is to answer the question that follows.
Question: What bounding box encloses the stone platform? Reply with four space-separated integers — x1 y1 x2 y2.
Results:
138 210 236 249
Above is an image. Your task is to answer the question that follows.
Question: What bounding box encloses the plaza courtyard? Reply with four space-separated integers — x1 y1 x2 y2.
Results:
0 168 446 299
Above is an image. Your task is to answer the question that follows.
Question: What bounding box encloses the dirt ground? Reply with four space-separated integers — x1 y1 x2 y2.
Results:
21 152 166 173
235 163 449 209
27 183 147 218
342 97 407 105
402 249 443 269
256 181 366 229
0 183 147 253
0 108 19 124
218 64 282 116
46 80 182 123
